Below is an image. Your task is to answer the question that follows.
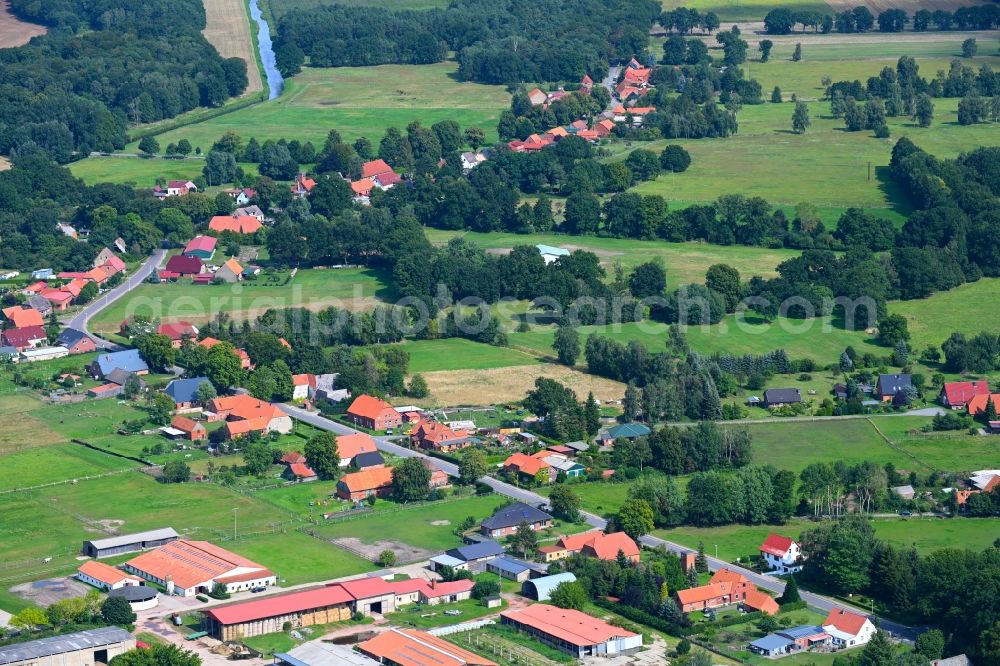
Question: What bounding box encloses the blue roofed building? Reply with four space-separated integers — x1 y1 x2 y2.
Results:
480 502 553 538
444 540 505 571
749 634 794 657
164 377 212 410
428 554 466 573
601 423 651 445
486 556 533 583
88 349 149 379
777 625 833 650
536 244 570 265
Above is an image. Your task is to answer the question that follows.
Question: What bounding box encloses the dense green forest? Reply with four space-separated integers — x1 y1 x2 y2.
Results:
274 0 660 83
0 0 247 161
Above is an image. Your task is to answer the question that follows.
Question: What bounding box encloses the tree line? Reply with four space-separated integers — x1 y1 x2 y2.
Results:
273 0 661 84
2 0 247 161
764 5 1000 34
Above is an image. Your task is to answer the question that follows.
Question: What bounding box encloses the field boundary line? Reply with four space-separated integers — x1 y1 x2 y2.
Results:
865 417 939 472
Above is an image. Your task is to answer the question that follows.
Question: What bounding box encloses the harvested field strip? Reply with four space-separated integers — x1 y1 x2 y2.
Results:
0 1 45 48
203 0 263 94
414 364 627 408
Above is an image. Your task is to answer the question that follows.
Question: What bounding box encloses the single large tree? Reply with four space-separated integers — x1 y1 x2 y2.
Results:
392 457 431 502
616 498 654 539
549 580 588 610
511 520 538 557
548 484 581 522
553 324 581 366
304 432 340 481
101 595 137 626
458 448 488 485
792 101 810 134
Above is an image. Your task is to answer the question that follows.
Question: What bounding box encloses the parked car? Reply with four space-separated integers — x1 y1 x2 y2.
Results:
251 587 266 593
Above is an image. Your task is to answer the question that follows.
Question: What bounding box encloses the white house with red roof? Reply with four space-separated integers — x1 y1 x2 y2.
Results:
77 560 143 591
759 533 802 574
822 608 876 647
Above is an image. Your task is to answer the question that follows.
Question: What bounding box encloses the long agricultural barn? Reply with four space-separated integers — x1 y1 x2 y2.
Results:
500 604 642 658
0 627 135 666
124 540 275 597
82 528 179 559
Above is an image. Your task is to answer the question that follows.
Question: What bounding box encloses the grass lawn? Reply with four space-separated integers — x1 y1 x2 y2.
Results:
425 229 800 284
251 481 342 517
388 597 503 629
242 617 373 655
136 63 510 151
745 418 917 472
226 531 373 586
69 157 259 187
88 266 394 334
399 338 541 373
313 494 507 552
0 444 138 492
544 481 632 516
890 278 1000 351
871 416 1000 472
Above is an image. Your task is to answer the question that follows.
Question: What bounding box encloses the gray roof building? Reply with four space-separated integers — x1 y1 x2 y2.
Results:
607 423 651 439
165 377 211 404
57 328 92 349
89 349 148 377
277 641 380 666
353 451 385 469
0 627 135 666
877 373 912 398
83 527 179 558
481 502 552 532
446 540 505 563
764 388 802 406
105 368 144 387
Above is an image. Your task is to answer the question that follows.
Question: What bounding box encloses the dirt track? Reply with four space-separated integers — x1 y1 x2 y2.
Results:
824 0 980 15
680 23 999 47
0 1 45 48
203 0 263 95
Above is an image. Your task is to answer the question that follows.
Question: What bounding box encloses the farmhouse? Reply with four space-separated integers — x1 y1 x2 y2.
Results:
1 325 47 351
967 393 1000 416
822 608 876 647
876 373 912 402
234 205 265 221
183 235 217 260
291 173 317 197
2 305 44 329
336 465 394 501
215 258 244 283
76 560 142 591
164 377 212 410
167 415 207 441
164 254 204 277
354 450 385 469
158 322 199 348
0 627 135 666
335 432 378 467
675 568 769 613
502 452 551 484
346 394 402 430
283 461 317 482
208 215 263 234
57 328 96 355
209 395 293 438
26 295 53 315
88 349 148 379
83 527 179 559
480 501 552 538
359 628 496 666
764 388 802 408
759 533 802 574
124 539 275 597
38 288 74 311
500 604 642 658
410 420 473 452
520 572 576 601
940 380 990 409
555 531 640 562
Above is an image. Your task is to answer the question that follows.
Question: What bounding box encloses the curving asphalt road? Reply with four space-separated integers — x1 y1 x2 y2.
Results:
67 249 167 349
281 404 918 642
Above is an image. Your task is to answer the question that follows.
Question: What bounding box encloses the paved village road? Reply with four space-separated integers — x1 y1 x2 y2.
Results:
281 405 919 642
67 249 166 349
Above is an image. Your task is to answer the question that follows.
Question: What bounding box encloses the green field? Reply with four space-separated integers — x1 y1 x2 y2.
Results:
88 266 394 333
312 494 507 552
425 229 800 284
227 531 373 586
69 156 259 188
400 338 541 373
869 417 1000 472
134 63 510 151
890 278 1000 351
658 515 1000 563
0 445 136 492
623 95 1000 213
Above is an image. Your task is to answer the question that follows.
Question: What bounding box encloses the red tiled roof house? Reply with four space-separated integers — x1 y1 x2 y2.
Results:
346 395 402 431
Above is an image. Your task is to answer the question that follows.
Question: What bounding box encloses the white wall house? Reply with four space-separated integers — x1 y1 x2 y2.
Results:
823 609 877 648
759 534 803 574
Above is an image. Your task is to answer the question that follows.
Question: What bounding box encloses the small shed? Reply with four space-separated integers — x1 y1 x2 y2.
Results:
486 556 532 583
483 595 502 609
429 554 466 573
